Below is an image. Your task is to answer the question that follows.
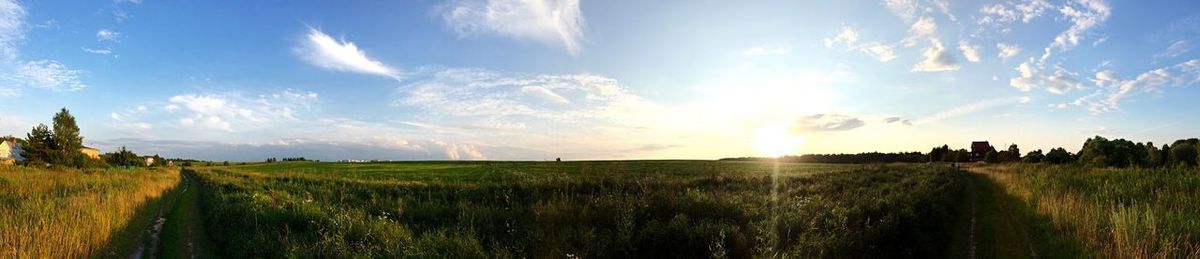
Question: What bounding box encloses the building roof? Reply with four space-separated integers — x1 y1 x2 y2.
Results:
970 141 991 153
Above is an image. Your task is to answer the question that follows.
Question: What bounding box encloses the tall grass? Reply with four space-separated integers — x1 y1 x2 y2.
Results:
981 164 1200 258
0 166 180 258
190 161 964 258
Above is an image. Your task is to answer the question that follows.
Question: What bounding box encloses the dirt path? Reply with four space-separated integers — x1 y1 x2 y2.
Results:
125 170 216 259
948 166 1040 259
158 172 217 258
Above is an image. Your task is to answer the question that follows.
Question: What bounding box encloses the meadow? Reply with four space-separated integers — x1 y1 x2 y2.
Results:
188 161 966 258
0 166 180 258
977 164 1200 258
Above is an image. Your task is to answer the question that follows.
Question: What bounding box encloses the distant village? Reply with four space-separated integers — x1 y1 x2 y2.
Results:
0 108 211 169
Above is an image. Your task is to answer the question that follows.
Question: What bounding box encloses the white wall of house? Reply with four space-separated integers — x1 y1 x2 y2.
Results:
0 141 21 161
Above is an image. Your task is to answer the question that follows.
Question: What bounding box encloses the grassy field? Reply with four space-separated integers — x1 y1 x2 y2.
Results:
977 164 1200 258
0 166 181 258
189 161 965 258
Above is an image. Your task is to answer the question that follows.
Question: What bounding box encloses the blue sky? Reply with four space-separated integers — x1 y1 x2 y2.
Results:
1 0 1199 161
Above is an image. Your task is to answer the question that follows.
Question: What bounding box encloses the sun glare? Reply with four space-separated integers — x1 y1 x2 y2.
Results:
754 125 804 157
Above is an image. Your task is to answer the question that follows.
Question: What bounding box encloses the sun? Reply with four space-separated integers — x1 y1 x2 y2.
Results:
754 124 804 157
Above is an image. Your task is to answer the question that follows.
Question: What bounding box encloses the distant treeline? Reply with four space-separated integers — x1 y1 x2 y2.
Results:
265 157 309 163
723 135 1200 168
721 152 926 164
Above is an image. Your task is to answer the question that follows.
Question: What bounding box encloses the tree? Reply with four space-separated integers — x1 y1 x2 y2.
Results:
1142 142 1160 167
1022 149 1044 163
1005 144 1021 162
929 145 949 162
1168 139 1199 167
52 108 84 167
102 146 141 168
23 124 55 166
1045 147 1073 164
983 150 1000 163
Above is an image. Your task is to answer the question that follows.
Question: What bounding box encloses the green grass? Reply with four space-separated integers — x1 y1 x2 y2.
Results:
981 164 1200 258
188 161 965 258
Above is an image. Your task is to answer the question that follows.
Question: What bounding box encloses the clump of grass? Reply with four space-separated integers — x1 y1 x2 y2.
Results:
191 161 964 258
0 166 180 258
982 164 1200 258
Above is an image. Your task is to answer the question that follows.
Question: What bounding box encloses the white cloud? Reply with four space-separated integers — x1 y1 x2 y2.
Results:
913 39 959 72
883 0 920 22
96 29 121 42
860 42 897 62
10 60 86 91
959 40 981 62
0 0 24 60
740 44 791 56
931 0 956 21
1153 40 1190 60
1009 58 1086 94
914 96 1030 125
825 26 895 62
824 26 858 47
294 27 401 80
520 85 570 104
997 43 1021 59
0 0 86 96
81 47 113 56
1095 60 1200 112
441 0 586 55
113 89 322 132
789 114 865 132
902 16 937 47
1041 0 1110 62
397 68 652 124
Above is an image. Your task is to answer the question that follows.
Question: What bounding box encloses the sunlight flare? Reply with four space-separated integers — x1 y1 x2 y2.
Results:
753 124 804 157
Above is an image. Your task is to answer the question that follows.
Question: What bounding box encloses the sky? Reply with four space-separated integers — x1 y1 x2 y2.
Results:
1 0 1199 161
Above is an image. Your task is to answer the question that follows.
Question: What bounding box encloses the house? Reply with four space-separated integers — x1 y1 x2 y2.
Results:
0 140 23 165
80 147 101 160
969 141 994 161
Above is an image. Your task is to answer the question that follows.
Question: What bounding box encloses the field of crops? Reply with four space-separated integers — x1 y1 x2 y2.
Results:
978 164 1200 258
189 161 965 258
0 166 180 258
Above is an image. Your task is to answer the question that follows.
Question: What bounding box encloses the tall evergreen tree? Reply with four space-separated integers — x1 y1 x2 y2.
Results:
23 124 55 165
52 108 84 166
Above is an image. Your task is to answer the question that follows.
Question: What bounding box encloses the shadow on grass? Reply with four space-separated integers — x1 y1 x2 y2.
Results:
949 169 1087 259
91 170 185 259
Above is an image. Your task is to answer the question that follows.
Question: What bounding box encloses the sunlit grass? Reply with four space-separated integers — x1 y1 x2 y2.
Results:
192 161 964 258
0 166 180 258
980 164 1200 258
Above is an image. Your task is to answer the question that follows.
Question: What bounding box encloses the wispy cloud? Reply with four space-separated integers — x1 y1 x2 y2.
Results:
913 38 959 72
997 43 1021 59
441 0 586 55
8 60 86 92
789 114 865 132
740 44 791 56
81 47 114 56
113 89 320 133
293 27 401 81
914 96 1031 125
96 29 121 42
1153 40 1190 60
959 40 981 62
0 0 86 95
824 26 896 62
1088 59 1200 112
1009 58 1086 94
1040 0 1110 63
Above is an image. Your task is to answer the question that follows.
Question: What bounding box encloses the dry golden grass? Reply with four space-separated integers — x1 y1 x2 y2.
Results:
978 164 1200 259
0 166 180 258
